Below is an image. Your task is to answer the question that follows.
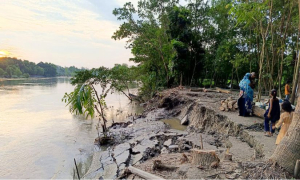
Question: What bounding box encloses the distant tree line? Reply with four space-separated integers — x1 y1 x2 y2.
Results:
0 57 84 78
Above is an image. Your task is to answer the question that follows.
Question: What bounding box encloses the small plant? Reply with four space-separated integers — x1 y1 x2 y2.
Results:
62 66 134 145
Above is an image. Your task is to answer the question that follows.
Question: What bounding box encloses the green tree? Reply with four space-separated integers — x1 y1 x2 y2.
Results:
0 57 84 78
23 73 30 78
36 67 44 76
37 62 57 77
62 66 134 142
112 0 178 97
65 68 70 76
168 6 205 86
111 64 137 100
6 65 22 78
63 68 111 140
229 0 298 99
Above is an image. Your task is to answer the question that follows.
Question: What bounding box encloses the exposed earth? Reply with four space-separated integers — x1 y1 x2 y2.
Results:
82 88 292 179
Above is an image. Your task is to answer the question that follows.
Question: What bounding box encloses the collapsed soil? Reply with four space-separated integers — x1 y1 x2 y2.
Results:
130 152 291 179
84 87 293 179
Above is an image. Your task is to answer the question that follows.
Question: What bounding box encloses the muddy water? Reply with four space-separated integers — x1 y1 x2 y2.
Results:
0 77 142 179
161 118 187 131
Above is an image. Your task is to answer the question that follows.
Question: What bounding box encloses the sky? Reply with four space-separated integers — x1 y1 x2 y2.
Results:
0 0 144 68
0 0 188 69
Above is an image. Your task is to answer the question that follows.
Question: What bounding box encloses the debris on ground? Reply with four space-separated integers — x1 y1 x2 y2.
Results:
83 88 292 179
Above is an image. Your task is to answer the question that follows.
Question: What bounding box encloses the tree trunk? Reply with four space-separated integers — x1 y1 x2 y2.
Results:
291 51 300 104
236 68 240 83
258 32 265 101
270 6 275 90
270 72 300 173
180 73 183 87
278 56 283 99
190 57 197 87
152 160 177 171
128 166 165 180
230 66 234 89
191 149 220 168
291 30 300 104
253 106 265 119
278 1 293 99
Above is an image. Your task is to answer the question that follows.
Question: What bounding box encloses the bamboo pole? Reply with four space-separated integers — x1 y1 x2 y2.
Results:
200 134 203 149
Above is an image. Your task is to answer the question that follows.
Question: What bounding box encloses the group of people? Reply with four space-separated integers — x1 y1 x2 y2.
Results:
238 73 293 145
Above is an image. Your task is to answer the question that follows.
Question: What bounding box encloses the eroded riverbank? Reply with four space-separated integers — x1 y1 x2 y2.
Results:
83 88 292 179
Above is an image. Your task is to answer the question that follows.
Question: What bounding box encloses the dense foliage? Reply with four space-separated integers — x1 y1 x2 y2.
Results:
111 0 300 102
0 57 83 78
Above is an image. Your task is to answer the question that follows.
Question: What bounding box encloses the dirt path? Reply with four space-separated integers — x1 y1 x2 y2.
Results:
167 89 277 159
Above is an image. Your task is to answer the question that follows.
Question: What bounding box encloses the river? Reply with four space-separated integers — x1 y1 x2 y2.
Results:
0 77 142 179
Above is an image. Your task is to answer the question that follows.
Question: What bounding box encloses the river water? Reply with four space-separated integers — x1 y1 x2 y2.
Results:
0 77 142 179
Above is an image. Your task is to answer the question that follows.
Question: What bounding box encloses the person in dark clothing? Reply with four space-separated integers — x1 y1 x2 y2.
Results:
264 89 280 137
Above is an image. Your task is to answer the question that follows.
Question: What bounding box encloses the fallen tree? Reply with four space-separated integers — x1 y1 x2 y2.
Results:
216 87 231 94
219 97 238 112
152 160 177 171
190 88 231 94
252 106 265 119
128 166 165 180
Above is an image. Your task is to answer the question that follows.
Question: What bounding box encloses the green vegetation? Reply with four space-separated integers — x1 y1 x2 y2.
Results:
62 64 135 142
109 0 300 102
0 57 84 78
64 0 300 119
63 0 300 172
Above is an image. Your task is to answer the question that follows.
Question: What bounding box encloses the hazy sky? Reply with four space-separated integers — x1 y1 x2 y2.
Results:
0 0 188 68
0 0 142 68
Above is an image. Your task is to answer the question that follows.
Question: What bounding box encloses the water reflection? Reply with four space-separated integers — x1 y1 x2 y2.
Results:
0 78 59 87
0 77 142 179
161 118 187 131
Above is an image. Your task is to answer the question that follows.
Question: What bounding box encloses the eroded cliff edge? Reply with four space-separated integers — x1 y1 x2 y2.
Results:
83 88 291 179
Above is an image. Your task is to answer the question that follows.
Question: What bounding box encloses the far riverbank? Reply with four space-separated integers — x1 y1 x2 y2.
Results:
0 76 72 81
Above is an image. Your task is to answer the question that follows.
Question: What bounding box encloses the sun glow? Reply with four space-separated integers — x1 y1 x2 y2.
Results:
0 50 9 57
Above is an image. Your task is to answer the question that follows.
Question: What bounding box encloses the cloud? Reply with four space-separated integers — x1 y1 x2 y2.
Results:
114 0 139 7
0 1 120 41
0 0 134 68
114 0 187 7
0 0 189 68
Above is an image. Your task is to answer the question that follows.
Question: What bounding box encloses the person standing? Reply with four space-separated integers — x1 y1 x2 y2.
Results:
250 72 256 86
238 73 255 116
285 81 291 101
264 89 280 137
